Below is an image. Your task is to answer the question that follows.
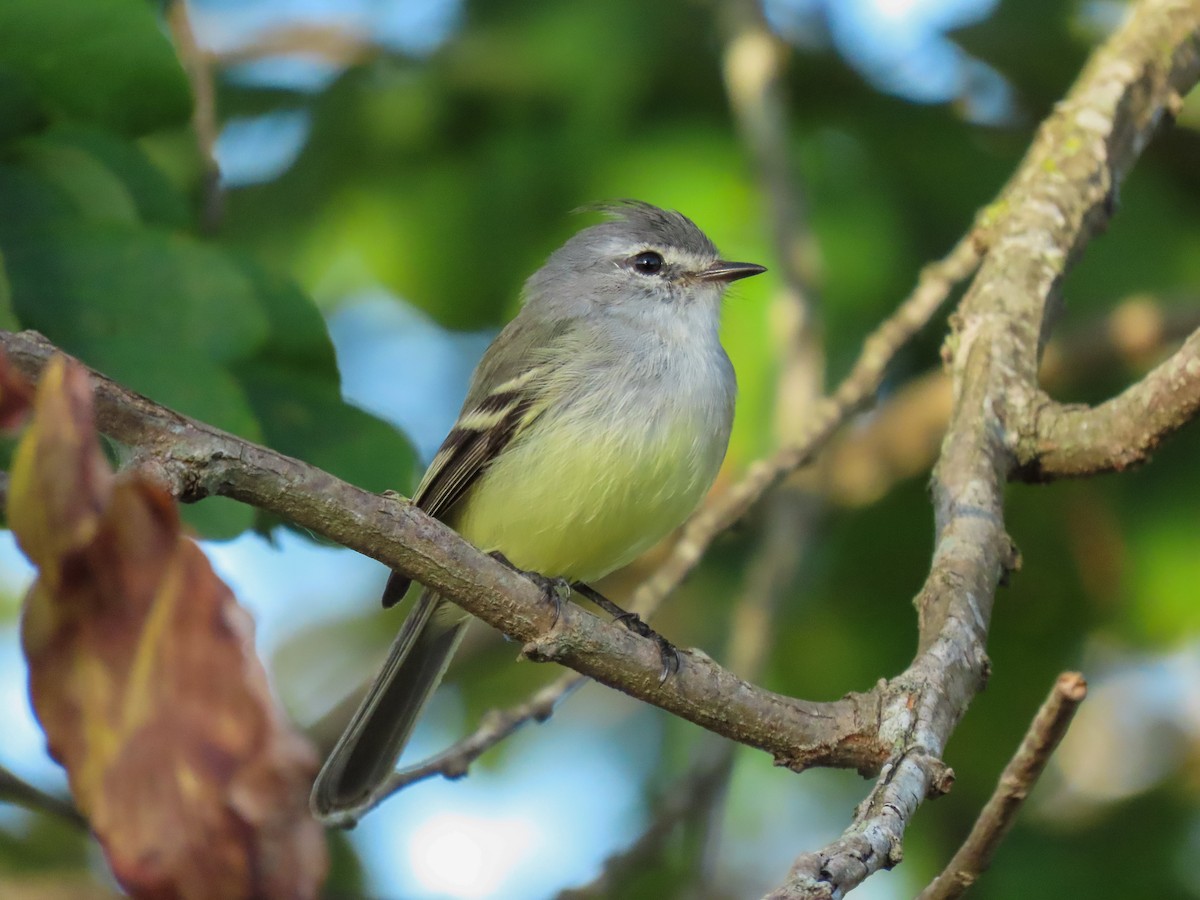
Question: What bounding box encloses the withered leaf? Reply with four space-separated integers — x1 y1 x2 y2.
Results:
9 356 111 581
15 357 328 899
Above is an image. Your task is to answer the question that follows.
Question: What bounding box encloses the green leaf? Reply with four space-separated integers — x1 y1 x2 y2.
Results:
236 362 417 497
83 339 262 540
0 248 18 330
0 0 191 136
88 338 263 439
35 125 191 228
0 67 46 142
0 164 78 237
233 259 340 379
14 135 140 225
181 496 257 542
2 223 270 363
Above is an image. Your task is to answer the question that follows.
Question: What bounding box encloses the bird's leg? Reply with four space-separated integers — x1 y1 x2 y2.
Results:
572 582 680 684
488 551 570 627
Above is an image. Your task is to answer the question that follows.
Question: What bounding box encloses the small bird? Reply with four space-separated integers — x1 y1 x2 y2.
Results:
311 201 765 819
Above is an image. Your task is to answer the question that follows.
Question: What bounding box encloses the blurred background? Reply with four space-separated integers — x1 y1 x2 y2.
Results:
1 0 1199 897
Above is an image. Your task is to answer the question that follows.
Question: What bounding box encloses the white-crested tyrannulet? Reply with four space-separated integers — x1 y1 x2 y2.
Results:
311 201 765 818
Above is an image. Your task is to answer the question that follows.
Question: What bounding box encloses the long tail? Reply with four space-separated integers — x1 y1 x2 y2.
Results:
311 590 469 818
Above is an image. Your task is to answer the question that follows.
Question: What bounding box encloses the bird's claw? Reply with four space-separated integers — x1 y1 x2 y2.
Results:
489 551 569 627
572 583 680 683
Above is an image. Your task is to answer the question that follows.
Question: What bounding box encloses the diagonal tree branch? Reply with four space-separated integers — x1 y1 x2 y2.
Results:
0 329 888 800
917 672 1088 900
239 171 974 813
766 2 1200 897
1 8 1193 893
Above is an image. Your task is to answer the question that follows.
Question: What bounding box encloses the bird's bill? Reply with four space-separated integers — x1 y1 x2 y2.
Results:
697 260 768 282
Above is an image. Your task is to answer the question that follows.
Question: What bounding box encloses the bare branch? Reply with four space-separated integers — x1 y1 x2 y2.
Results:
0 763 87 829
825 297 1200 508
1017 326 1200 480
0 330 888 793
209 24 381 69
341 672 586 820
167 0 223 233
917 672 1088 900
765 2 1200 896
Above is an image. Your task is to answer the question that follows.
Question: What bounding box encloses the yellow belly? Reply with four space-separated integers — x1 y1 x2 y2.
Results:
449 402 724 583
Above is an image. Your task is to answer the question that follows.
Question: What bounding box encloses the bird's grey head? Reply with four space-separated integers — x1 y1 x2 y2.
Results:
524 201 766 316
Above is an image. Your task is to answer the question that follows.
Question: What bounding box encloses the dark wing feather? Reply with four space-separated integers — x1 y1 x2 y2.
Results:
381 383 543 607
381 312 575 608
414 393 538 519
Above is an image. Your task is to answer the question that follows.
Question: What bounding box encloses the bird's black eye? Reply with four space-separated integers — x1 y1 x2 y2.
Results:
631 250 664 275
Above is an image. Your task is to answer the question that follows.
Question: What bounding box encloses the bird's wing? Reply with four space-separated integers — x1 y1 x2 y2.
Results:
382 315 573 607
412 365 548 519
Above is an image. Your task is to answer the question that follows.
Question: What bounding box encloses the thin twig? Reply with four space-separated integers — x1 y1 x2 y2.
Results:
554 740 735 900
167 0 224 233
210 23 380 69
719 0 825 428
0 763 88 829
347 673 586 818
917 672 1088 900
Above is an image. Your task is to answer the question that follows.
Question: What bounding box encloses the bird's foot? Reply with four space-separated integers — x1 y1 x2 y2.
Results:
572 582 680 684
488 551 570 627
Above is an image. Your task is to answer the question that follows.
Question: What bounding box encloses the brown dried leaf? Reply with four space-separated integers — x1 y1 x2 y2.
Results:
15 358 328 899
8 356 112 579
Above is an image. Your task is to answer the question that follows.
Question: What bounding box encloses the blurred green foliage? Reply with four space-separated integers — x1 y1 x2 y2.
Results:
2 0 1200 898
0 0 417 540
